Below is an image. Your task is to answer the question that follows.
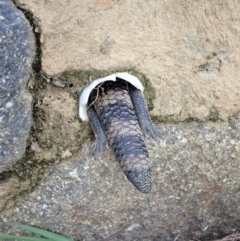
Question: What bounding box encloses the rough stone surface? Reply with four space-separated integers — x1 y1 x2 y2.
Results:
15 0 240 121
0 81 89 213
1 115 240 241
1 1 240 240
0 0 35 173
33 84 89 161
0 177 30 211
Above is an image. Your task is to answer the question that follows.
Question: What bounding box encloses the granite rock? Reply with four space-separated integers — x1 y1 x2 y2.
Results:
0 0 35 173
1 117 240 241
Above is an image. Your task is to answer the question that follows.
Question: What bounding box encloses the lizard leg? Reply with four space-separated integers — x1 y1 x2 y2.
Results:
129 85 162 141
87 105 108 158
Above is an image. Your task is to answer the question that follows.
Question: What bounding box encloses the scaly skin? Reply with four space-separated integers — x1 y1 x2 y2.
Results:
87 78 161 193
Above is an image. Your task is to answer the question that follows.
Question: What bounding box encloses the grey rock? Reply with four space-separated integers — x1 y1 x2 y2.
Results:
1 118 240 241
0 0 35 172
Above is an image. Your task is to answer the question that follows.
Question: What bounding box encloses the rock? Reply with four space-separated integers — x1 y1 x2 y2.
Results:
1 117 240 240
0 177 30 211
32 84 89 161
0 0 35 172
0 81 89 213
1 1 240 240
16 0 240 121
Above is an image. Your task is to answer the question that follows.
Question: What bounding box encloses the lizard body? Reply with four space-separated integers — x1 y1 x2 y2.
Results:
87 78 160 193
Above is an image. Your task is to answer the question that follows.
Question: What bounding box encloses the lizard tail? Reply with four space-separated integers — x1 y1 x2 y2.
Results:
93 80 152 193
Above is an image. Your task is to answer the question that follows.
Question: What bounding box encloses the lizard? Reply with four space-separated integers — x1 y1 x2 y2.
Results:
79 74 161 193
